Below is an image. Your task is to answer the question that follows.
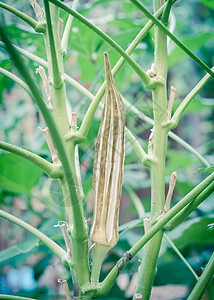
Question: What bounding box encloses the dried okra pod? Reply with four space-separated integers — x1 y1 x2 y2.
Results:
90 52 125 283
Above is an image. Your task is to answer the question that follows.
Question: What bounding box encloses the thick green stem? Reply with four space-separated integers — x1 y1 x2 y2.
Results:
43 3 90 292
67 142 90 294
0 209 67 264
44 0 62 86
187 252 214 300
134 0 168 297
0 141 62 178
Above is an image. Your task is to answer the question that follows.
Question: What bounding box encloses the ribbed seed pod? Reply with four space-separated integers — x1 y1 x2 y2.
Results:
90 52 125 249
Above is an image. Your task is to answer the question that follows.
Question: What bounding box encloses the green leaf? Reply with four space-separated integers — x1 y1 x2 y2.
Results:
201 0 214 10
0 236 39 263
195 166 214 174
172 217 214 249
0 153 42 195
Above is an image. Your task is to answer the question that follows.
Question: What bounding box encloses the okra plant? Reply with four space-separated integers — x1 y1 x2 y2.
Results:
0 0 213 299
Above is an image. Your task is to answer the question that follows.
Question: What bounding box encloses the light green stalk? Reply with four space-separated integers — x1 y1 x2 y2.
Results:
134 0 169 297
0 209 67 265
0 67 32 96
61 0 79 55
0 1 45 32
164 233 199 280
43 1 90 295
0 141 62 178
170 66 214 129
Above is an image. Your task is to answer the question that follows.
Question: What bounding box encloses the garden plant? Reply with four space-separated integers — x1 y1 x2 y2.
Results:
0 0 214 299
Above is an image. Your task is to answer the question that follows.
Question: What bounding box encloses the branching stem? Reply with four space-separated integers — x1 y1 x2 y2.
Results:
0 141 62 178
0 209 67 265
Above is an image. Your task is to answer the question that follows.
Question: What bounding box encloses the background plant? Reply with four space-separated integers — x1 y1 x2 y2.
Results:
0 0 214 299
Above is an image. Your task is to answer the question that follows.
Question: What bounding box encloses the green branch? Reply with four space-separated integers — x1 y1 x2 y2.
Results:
0 67 32 96
43 0 62 87
164 233 199 280
0 295 36 300
61 0 79 55
0 41 48 67
187 252 214 300
0 1 45 33
164 180 214 231
130 0 214 78
0 141 63 179
83 172 214 298
170 67 214 129
47 0 153 87
0 209 67 265
161 0 173 26
125 128 151 166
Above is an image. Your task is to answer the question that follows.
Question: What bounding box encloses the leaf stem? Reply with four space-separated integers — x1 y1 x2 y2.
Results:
187 252 214 300
0 141 63 178
130 0 214 77
0 209 67 265
0 67 32 96
61 0 79 55
0 2 45 32
125 128 151 166
0 296 36 300
164 233 199 280
170 67 214 129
